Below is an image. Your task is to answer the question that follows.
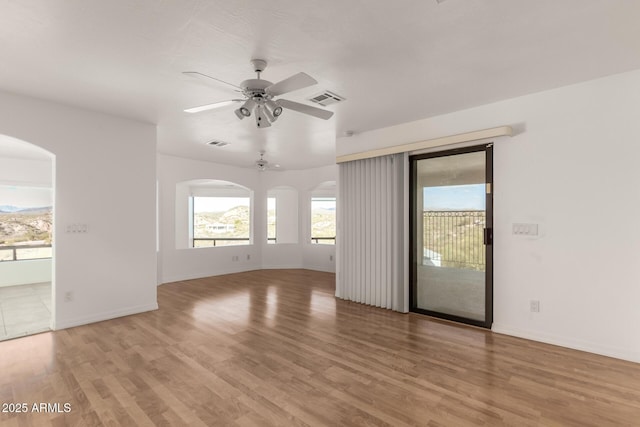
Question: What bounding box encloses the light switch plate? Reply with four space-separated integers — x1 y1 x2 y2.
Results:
513 223 539 236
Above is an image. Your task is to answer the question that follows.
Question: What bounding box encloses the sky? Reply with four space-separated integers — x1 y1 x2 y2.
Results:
312 198 336 211
423 184 485 211
194 197 250 213
0 185 52 208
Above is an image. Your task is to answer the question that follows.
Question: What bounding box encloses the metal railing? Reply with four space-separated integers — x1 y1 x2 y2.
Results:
193 237 250 247
311 236 336 244
0 244 52 262
193 237 279 247
423 211 485 271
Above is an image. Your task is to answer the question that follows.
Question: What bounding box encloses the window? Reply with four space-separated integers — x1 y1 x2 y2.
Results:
0 185 53 262
192 196 251 247
311 197 336 245
267 197 276 243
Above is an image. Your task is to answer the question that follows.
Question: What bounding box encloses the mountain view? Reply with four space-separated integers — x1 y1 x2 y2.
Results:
0 206 53 261
194 205 251 247
311 203 336 244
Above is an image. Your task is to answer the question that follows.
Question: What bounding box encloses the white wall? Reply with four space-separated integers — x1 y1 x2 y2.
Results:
0 157 52 187
262 166 337 273
268 187 298 244
0 90 158 330
158 154 263 283
158 153 337 283
336 69 640 363
0 259 51 287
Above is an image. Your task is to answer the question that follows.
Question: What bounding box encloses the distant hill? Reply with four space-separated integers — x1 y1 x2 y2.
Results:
0 208 53 245
0 205 21 213
0 205 52 214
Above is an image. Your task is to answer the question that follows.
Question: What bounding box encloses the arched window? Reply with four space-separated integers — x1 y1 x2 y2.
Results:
176 180 253 248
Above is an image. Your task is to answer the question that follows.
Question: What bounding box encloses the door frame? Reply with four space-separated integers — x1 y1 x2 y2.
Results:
409 144 493 328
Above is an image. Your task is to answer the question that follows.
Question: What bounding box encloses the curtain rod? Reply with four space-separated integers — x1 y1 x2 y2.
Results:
336 126 513 164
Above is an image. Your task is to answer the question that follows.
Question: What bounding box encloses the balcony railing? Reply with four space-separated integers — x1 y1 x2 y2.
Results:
311 236 336 244
193 237 251 247
0 244 52 262
423 210 485 271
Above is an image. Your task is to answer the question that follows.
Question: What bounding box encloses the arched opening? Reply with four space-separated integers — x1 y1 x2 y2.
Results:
0 134 54 341
175 179 254 249
309 181 336 245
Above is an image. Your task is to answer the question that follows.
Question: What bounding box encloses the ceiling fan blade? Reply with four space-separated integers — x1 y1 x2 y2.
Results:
182 71 242 91
277 99 334 120
265 72 317 96
184 99 242 113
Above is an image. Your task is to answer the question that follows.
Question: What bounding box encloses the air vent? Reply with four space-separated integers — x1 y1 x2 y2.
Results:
308 90 345 107
207 140 229 147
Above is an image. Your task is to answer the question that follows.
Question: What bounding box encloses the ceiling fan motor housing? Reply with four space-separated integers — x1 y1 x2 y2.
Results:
251 59 267 73
240 79 274 105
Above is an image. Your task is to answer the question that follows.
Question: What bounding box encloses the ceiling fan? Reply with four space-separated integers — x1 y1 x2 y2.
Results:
255 151 280 171
183 59 334 128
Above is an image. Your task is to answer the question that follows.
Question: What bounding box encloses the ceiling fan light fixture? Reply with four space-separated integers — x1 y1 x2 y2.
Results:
234 108 246 120
239 99 256 117
265 100 283 117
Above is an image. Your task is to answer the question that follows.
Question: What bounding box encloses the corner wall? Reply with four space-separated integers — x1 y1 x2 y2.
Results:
337 69 640 363
0 90 158 330
262 166 337 273
157 154 263 283
157 154 337 284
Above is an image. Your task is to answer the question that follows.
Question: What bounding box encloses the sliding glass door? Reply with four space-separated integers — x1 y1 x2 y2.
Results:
410 145 493 328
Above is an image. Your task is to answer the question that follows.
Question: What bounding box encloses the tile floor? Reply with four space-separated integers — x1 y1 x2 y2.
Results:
0 282 51 341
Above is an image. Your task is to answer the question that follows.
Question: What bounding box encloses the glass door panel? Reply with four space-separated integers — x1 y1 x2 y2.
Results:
410 146 492 327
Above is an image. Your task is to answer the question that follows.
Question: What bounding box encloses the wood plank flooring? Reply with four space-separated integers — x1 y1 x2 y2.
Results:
1 269 640 426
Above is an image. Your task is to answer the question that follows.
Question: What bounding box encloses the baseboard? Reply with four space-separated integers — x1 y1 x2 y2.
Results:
160 266 259 285
303 265 336 273
261 264 304 270
492 323 640 363
54 302 159 330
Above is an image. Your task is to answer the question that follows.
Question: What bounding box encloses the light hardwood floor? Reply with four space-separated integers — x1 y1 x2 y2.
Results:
1 269 640 426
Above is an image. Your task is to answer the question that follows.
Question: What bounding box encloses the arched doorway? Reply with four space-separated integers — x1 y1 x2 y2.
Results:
0 135 54 340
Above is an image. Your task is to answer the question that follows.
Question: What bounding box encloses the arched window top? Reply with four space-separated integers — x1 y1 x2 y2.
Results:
310 181 336 197
180 179 251 197
0 134 54 159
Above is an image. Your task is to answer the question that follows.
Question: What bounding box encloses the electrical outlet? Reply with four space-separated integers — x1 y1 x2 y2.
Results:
64 291 74 302
530 300 540 312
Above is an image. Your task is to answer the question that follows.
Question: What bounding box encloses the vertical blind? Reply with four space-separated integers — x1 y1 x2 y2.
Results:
336 153 407 312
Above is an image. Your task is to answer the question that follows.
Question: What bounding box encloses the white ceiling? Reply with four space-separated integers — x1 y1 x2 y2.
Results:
1 1 640 170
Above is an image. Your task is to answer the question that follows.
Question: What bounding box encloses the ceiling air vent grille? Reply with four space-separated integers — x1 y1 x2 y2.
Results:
308 90 345 107
207 140 229 147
